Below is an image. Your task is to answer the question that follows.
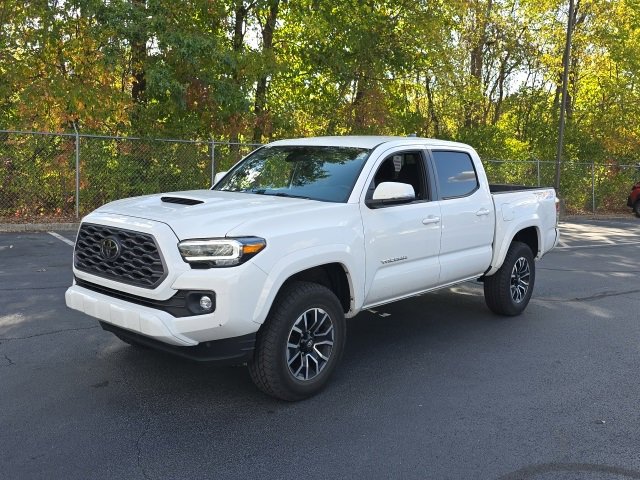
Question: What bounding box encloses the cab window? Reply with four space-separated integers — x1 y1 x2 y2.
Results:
369 151 428 201
431 150 479 199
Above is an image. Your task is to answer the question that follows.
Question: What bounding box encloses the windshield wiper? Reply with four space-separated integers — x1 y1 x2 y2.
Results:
271 192 310 200
245 189 309 200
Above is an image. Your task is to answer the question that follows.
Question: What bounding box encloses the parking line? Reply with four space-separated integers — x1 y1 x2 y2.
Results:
554 241 640 250
47 231 75 247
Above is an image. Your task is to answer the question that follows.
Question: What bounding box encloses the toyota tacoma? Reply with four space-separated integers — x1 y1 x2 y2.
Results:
66 136 559 400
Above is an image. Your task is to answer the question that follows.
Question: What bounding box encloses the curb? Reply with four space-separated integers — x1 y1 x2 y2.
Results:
561 215 637 221
0 223 80 233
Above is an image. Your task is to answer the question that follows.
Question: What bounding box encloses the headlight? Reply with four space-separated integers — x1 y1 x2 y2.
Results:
178 237 266 267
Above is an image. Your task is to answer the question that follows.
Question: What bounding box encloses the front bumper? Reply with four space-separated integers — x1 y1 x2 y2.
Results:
66 260 268 347
100 322 255 364
66 284 203 345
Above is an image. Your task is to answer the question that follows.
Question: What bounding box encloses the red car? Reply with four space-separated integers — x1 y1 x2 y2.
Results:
628 181 640 217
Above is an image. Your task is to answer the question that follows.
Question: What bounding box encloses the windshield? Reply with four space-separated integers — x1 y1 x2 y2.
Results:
213 145 371 202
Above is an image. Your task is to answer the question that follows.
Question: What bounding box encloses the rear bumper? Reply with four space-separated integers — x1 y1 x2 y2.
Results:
100 322 255 364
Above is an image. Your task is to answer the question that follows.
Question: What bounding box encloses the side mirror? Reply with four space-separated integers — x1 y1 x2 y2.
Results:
213 171 228 186
366 182 415 208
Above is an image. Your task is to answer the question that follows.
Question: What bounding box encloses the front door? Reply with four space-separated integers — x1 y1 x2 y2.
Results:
360 148 442 307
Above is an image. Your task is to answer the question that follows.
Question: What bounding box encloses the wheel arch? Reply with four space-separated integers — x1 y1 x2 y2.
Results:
284 264 352 314
486 224 541 277
512 226 539 257
251 247 361 325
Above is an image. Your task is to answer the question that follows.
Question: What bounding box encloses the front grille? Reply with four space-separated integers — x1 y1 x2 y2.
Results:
74 223 167 289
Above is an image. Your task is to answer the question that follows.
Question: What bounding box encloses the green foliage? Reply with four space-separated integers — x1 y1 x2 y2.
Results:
78 137 211 214
0 133 76 218
2 0 640 217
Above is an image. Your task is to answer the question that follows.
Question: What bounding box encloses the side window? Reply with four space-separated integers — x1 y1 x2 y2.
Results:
370 151 427 201
431 151 479 199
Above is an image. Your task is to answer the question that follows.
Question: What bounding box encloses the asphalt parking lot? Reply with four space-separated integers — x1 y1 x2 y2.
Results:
2 218 640 480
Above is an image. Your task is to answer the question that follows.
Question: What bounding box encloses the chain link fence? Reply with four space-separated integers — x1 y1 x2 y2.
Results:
0 130 260 222
483 159 640 214
1 129 638 222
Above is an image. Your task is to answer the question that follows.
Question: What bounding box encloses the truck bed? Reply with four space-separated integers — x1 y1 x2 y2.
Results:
489 184 550 193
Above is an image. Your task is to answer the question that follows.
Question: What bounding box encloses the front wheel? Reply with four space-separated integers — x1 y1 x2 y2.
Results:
484 241 536 316
248 281 346 401
633 200 640 218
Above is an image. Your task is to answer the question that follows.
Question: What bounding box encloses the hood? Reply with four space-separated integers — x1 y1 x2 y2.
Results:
94 190 326 239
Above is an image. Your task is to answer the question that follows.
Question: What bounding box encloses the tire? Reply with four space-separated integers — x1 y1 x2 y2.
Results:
248 281 346 401
484 241 536 316
634 200 640 218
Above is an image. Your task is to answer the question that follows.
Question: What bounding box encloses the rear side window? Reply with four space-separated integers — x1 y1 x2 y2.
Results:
431 151 479 199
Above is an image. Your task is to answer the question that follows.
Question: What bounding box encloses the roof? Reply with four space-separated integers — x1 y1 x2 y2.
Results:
268 136 470 150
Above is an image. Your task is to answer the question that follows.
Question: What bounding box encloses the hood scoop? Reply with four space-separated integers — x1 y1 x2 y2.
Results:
160 196 204 206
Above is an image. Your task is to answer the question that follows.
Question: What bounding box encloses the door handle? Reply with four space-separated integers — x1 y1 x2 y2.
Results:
476 208 490 216
422 216 440 225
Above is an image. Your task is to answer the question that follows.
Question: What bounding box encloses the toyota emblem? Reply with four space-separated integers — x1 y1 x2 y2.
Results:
100 237 121 261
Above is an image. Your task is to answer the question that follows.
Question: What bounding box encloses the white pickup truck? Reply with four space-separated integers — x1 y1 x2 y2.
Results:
66 136 559 400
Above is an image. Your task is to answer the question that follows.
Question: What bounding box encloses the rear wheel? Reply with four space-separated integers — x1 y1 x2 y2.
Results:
633 200 640 218
484 241 535 316
248 281 346 401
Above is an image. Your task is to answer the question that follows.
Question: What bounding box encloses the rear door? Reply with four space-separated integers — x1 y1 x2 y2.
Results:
428 149 495 284
360 147 442 306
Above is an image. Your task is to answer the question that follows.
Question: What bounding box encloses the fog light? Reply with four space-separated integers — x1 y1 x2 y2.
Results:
199 295 213 311
185 291 215 315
